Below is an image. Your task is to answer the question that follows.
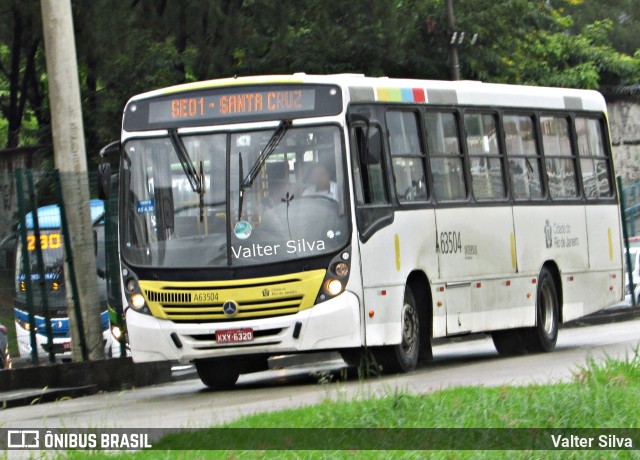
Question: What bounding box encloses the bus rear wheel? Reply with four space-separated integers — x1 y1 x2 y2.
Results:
374 286 420 373
195 358 240 390
492 267 559 355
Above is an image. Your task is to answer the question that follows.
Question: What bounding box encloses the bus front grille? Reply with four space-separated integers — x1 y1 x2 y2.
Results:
138 269 326 323
144 292 304 322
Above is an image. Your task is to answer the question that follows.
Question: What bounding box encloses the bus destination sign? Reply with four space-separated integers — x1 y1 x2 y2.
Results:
123 84 342 131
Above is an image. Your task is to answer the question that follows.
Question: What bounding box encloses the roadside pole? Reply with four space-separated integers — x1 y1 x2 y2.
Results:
40 0 104 360
445 0 461 81
618 176 636 307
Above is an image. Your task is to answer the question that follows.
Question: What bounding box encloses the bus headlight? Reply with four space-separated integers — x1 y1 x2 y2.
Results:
126 278 137 293
334 262 349 277
316 246 351 304
111 325 122 340
130 293 146 310
123 268 152 315
325 279 343 296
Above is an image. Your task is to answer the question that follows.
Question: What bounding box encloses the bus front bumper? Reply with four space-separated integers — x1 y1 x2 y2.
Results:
126 290 362 363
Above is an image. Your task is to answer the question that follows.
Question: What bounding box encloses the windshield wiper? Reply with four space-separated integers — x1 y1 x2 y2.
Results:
242 120 291 190
168 129 202 193
238 152 244 221
237 120 291 220
168 128 205 222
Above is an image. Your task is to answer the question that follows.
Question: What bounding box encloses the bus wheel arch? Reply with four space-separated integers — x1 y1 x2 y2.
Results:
492 263 561 356
372 270 433 374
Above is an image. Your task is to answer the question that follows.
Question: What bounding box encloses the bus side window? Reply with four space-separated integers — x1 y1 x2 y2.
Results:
351 125 392 238
386 110 427 202
540 116 578 199
504 114 544 200
575 117 612 200
425 111 467 201
464 112 506 200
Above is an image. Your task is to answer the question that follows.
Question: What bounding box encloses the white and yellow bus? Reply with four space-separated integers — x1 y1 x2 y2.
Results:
100 75 624 388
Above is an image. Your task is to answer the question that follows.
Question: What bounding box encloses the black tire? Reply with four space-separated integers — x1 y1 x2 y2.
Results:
525 267 559 352
195 359 240 390
492 267 559 356
340 348 362 368
373 286 420 373
491 328 529 356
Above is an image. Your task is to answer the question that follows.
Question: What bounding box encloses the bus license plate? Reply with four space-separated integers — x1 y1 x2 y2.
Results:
216 328 254 344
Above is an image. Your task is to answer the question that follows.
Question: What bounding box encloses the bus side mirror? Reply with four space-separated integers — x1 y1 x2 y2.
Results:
97 163 111 200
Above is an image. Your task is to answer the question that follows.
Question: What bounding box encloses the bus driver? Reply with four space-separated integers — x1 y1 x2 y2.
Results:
303 163 338 200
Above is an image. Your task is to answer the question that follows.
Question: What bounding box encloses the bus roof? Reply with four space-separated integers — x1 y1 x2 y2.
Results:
126 74 607 114
25 199 105 230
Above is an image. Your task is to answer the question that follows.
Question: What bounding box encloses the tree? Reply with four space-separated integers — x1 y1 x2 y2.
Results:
565 0 640 56
0 1 44 148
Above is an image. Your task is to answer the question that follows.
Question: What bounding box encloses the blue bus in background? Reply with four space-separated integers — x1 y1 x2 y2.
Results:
14 199 114 359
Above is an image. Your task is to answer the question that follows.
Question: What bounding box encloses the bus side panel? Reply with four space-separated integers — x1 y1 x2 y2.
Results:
512 204 591 320
512 205 589 273
435 207 516 334
359 210 437 347
566 203 624 320
585 204 623 271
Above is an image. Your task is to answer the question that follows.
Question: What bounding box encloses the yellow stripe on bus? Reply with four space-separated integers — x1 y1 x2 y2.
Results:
510 232 517 270
395 233 401 272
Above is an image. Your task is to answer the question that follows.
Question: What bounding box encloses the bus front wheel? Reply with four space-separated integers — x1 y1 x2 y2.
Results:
492 267 559 355
373 286 420 373
195 358 240 390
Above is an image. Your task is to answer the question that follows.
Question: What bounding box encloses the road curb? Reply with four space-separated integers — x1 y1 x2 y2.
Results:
1 385 98 409
0 357 172 410
564 306 640 328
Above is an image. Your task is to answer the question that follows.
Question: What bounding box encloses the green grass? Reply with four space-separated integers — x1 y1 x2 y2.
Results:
55 350 640 459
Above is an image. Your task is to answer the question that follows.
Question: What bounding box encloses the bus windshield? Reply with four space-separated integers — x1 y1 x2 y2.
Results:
122 125 350 268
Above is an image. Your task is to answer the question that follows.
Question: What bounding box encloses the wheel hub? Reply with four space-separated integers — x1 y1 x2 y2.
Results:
540 280 556 337
401 302 418 355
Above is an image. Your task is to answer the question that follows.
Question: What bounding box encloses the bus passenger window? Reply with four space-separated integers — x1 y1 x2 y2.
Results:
540 116 578 199
575 117 612 199
386 111 427 202
504 114 543 200
425 111 466 201
464 113 506 200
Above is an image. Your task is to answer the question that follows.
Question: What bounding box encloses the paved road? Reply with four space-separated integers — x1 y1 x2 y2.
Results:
3 319 640 430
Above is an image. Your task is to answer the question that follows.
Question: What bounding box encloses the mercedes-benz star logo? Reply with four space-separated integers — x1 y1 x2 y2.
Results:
223 300 238 317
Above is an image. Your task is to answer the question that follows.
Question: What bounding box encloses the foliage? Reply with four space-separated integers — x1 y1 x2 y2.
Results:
1 0 640 164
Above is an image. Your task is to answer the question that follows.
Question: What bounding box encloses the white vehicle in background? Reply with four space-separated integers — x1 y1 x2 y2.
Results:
623 245 639 306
